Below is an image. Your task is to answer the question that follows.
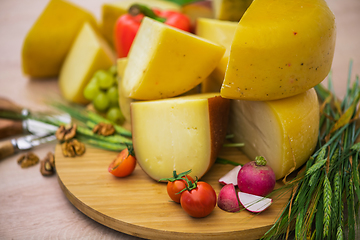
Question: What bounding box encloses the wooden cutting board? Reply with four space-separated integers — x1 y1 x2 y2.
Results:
55 144 290 240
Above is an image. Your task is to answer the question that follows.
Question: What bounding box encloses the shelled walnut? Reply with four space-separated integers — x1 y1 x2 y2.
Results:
92 122 115 136
56 123 77 141
17 152 39 168
40 152 55 176
61 139 85 157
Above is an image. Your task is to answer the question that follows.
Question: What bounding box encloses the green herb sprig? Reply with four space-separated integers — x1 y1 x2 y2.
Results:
263 60 360 240
0 100 132 152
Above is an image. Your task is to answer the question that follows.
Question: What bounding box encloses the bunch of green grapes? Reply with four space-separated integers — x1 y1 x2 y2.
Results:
83 66 124 123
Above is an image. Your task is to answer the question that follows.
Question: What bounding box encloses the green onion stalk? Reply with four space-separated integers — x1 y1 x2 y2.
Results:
0 100 132 152
262 60 360 240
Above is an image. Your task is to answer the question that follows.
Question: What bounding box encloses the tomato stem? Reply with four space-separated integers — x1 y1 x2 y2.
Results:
158 169 192 182
128 4 166 23
126 143 135 157
177 176 198 194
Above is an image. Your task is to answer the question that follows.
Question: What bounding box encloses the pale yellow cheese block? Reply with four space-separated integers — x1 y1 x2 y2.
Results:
213 0 253 21
59 23 115 104
118 58 200 122
196 18 238 93
22 0 99 78
117 58 133 122
180 1 213 31
101 0 180 47
122 17 225 100
221 0 336 101
228 88 319 180
131 93 230 181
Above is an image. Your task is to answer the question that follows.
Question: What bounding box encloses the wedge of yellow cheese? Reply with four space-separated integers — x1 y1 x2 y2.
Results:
181 1 213 31
122 17 225 100
131 93 230 181
117 58 134 122
101 0 180 47
196 18 238 92
118 58 200 122
22 0 99 78
228 88 319 180
213 0 253 21
221 0 336 101
59 23 115 104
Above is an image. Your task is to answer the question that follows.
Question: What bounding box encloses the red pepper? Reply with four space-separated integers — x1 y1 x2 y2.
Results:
114 4 191 58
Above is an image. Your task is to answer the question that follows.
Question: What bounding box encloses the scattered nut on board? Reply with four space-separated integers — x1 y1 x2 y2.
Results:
61 139 85 157
17 152 39 168
92 122 115 136
55 123 77 142
40 152 55 176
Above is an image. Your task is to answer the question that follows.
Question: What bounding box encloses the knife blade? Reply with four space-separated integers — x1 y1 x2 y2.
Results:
0 133 57 160
0 97 71 139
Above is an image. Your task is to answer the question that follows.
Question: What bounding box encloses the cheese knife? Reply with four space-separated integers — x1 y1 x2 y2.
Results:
0 132 57 159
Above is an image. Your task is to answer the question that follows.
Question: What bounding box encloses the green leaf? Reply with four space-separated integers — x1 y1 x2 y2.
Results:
323 176 332 237
350 142 360 151
215 157 242 166
306 158 327 177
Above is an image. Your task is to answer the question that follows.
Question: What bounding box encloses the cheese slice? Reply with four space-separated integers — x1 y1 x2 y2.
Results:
122 17 225 100
21 0 99 78
117 58 133 122
131 93 230 181
59 23 115 104
228 88 319 179
221 0 336 101
101 0 180 47
195 18 238 92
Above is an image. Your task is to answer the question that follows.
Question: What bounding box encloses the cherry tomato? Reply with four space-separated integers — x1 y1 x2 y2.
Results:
108 145 136 177
167 175 194 203
180 181 217 218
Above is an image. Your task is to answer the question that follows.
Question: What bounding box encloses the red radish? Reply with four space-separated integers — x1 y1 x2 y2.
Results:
237 156 276 197
219 165 242 185
217 184 240 212
238 192 272 213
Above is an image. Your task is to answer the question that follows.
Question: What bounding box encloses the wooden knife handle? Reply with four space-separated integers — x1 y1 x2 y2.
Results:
0 119 23 139
0 140 15 159
0 97 23 114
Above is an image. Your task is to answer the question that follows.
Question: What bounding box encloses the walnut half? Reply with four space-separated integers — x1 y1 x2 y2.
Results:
17 152 39 168
40 152 55 176
61 139 85 157
92 122 115 136
56 123 77 142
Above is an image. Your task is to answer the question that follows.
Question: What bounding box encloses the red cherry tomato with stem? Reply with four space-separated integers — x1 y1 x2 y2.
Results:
160 169 194 203
108 145 136 177
180 178 217 218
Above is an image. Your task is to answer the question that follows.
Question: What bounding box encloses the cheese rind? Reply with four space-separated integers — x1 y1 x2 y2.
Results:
131 93 230 181
122 17 225 100
59 23 115 104
228 88 319 179
22 0 99 78
195 18 238 92
221 0 336 101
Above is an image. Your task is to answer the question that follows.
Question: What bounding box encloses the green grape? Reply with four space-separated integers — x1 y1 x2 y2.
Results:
95 70 114 90
93 92 110 112
83 80 100 101
88 75 98 85
106 86 119 106
106 107 124 123
108 65 117 77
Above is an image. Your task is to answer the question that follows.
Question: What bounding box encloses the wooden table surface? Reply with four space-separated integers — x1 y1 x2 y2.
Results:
0 0 359 239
